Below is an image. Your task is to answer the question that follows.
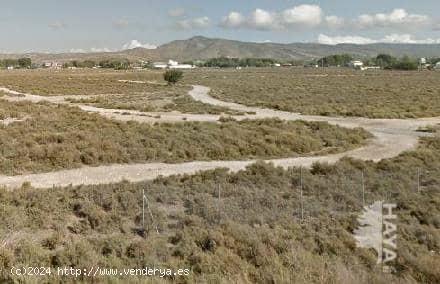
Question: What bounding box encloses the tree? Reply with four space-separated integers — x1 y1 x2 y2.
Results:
18 58 32 68
392 56 417 70
375 54 396 68
163 69 183 85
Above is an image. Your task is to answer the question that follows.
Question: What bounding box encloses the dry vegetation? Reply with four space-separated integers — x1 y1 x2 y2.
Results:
65 91 242 115
0 69 167 96
0 69 240 115
185 68 440 118
1 68 439 283
0 134 439 283
0 100 370 175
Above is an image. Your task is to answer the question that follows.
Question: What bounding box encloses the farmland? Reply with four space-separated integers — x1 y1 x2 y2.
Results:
185 68 440 118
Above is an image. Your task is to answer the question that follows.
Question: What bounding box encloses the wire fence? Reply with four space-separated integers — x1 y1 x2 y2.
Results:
131 167 440 232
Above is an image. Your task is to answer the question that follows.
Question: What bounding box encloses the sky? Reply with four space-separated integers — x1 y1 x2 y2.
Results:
1 0 440 53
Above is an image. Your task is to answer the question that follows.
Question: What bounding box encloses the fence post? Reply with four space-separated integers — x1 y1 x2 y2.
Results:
361 171 365 207
300 167 304 221
417 168 421 193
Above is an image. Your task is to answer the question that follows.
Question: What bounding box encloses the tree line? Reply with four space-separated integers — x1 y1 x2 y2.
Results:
0 58 32 69
186 57 281 68
63 59 131 70
316 54 440 70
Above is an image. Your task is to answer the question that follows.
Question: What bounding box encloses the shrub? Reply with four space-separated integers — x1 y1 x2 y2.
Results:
164 69 183 85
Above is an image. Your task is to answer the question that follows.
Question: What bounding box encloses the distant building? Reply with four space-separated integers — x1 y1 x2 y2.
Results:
362 66 381 71
435 62 440 70
43 62 62 69
168 60 195 69
349 60 364 69
153 62 168 69
6 66 14 70
153 60 195 69
304 63 318 68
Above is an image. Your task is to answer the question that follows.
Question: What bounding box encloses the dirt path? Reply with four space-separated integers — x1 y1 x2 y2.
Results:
0 85 439 189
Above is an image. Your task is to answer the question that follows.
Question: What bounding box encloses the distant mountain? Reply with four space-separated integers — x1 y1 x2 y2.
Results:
1 36 439 63
156 36 440 61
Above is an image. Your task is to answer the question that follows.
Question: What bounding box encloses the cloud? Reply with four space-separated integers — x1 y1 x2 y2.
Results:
69 48 86 53
325 16 345 29
90 47 113 53
122 40 157 50
281 4 323 27
112 19 129 29
382 34 440 44
220 7 434 32
356 9 430 29
168 8 185 17
318 33 440 45
318 34 376 45
221 5 323 30
247 9 278 30
67 40 157 54
48 21 67 30
176 16 211 30
221 11 246 28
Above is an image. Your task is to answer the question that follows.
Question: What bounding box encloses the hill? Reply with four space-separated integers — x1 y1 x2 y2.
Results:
157 36 440 61
1 36 440 63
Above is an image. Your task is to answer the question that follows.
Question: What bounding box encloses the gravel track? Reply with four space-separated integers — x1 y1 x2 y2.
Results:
0 85 439 189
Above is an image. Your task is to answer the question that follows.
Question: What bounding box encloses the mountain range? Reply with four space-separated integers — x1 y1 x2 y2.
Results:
2 36 440 63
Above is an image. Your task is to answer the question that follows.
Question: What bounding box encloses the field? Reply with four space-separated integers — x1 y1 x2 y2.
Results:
0 70 240 115
0 99 370 175
185 68 440 118
0 68 439 283
0 136 439 283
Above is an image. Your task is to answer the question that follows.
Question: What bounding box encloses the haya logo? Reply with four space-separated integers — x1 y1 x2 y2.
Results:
354 201 397 273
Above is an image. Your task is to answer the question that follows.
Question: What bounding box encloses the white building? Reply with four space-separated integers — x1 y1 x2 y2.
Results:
153 60 195 69
167 59 195 69
435 62 440 70
43 62 62 69
349 60 364 69
153 62 168 69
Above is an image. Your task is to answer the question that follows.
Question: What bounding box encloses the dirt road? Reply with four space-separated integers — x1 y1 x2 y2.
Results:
0 85 439 189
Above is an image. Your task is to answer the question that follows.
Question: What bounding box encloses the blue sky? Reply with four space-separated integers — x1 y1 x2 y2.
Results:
1 0 439 53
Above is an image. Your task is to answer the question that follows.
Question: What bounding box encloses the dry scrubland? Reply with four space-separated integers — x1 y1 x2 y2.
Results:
185 68 440 118
0 100 369 175
0 69 239 115
0 68 439 283
0 136 439 283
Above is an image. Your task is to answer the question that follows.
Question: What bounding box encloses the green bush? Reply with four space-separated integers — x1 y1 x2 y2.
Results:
164 70 183 85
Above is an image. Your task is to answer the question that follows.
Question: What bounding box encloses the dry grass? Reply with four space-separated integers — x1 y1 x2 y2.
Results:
185 68 440 118
0 100 370 175
0 69 240 115
0 136 438 283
